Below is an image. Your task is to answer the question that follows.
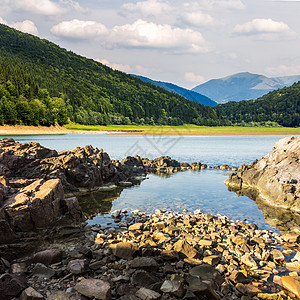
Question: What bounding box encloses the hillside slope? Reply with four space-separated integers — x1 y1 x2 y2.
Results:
133 75 217 107
0 24 226 126
192 72 300 103
216 82 300 127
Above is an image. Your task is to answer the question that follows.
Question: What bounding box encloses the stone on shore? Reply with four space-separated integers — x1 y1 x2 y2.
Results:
136 287 160 300
33 249 63 266
20 287 44 300
128 223 144 231
110 242 139 260
67 259 89 274
0 273 27 298
236 283 261 296
173 240 199 258
282 276 300 298
75 279 111 300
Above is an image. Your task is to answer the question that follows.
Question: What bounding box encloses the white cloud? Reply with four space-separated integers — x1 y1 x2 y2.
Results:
184 72 205 83
135 65 149 75
234 18 290 35
183 0 245 10
182 11 215 26
121 0 171 16
96 58 131 73
109 19 209 53
0 17 38 35
266 65 300 76
51 19 108 39
11 0 86 15
13 0 64 15
11 20 38 35
0 17 8 25
95 58 150 75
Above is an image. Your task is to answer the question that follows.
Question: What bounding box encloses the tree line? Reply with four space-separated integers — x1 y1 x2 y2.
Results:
216 82 300 127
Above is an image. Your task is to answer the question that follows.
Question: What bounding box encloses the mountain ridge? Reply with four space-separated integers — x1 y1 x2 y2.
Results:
192 72 300 103
133 75 217 107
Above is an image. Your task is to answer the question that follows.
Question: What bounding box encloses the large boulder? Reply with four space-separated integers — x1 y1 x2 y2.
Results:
225 136 300 212
0 139 119 194
0 178 83 241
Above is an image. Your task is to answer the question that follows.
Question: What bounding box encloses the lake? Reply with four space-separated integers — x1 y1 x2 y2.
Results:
1 133 298 232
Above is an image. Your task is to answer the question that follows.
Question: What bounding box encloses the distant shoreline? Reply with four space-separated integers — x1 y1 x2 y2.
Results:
0 124 299 136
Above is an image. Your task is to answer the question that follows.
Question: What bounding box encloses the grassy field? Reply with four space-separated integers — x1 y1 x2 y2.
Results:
65 124 300 135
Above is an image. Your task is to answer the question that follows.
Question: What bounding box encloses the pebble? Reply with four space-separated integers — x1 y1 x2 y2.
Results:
1 209 300 299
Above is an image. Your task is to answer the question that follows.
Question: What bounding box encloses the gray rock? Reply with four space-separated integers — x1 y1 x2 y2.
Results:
160 279 184 297
75 279 111 300
20 287 43 300
67 259 89 274
130 257 158 271
136 287 160 300
236 283 261 296
0 273 27 298
131 270 160 289
47 291 81 300
111 209 122 218
33 263 55 279
189 264 216 281
33 249 63 266
11 262 27 273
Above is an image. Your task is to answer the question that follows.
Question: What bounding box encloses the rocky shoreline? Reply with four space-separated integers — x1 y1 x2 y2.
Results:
225 136 300 212
1 209 300 299
0 138 237 259
1 137 300 299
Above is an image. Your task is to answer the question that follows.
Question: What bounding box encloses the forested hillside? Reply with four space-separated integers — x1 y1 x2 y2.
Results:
0 24 228 126
216 82 300 127
0 61 68 126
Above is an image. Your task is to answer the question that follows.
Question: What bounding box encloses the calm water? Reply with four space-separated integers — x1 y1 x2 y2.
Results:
1 134 297 231
2 134 290 166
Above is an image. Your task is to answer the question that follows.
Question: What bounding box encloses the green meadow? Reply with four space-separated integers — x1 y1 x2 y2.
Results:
65 124 300 135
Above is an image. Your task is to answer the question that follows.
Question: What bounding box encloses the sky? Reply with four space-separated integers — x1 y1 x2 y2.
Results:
1 0 300 88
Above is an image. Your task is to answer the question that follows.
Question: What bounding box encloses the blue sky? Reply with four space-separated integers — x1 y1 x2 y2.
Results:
1 0 300 88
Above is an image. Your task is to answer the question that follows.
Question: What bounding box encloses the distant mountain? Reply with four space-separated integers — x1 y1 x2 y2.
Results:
192 72 300 103
133 75 217 107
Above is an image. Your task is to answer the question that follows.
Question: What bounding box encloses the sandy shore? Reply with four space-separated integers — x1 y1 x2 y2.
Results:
0 125 72 135
0 125 139 135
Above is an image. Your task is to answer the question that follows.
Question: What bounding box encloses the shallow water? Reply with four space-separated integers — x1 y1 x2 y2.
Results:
1 133 298 232
79 169 277 231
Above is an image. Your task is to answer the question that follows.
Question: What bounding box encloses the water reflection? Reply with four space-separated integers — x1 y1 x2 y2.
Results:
77 170 288 232
79 189 122 219
228 186 300 233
